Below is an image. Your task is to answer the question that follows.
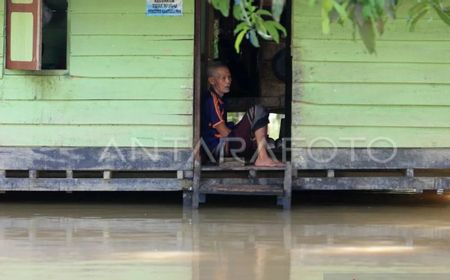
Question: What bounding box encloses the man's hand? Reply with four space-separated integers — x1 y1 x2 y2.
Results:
215 122 231 138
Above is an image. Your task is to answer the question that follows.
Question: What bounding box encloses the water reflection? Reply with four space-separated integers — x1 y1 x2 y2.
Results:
1 201 450 279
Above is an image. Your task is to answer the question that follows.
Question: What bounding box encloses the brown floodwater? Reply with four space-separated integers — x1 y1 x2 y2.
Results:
1 193 450 279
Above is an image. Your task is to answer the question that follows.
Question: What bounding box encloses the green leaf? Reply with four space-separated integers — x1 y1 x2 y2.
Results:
235 29 247 53
322 0 333 12
255 16 267 34
374 0 385 13
271 20 287 36
353 3 365 26
256 9 273 17
264 21 280 43
322 12 331 34
219 0 230 17
321 0 334 34
362 4 373 20
408 6 429 31
233 4 243 20
431 2 450 26
210 0 230 17
234 22 249 35
332 0 349 22
249 30 260 47
409 1 428 18
357 19 376 54
271 0 286 22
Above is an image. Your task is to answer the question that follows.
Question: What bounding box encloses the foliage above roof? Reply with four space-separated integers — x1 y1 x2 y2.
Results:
313 0 450 53
209 0 450 54
209 0 287 53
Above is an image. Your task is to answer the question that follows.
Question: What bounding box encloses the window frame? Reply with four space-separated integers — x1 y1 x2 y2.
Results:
5 0 69 74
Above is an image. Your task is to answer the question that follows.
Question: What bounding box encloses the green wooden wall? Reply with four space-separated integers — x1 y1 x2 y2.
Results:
0 0 194 147
0 0 3 78
292 1 450 148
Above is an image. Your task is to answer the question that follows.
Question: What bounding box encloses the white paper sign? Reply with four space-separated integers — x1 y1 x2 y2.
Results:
147 0 183 16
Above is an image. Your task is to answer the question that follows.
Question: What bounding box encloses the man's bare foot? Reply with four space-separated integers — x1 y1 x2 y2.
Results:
254 158 285 167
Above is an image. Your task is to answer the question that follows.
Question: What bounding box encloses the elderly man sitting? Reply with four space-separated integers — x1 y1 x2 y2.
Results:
201 62 284 167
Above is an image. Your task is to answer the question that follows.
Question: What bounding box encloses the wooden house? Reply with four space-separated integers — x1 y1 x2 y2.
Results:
0 0 194 195
291 1 450 193
1 0 449 209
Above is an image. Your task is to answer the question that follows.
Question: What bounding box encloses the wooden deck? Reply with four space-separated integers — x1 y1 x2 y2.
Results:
0 147 193 192
0 147 449 209
291 148 450 193
192 163 293 210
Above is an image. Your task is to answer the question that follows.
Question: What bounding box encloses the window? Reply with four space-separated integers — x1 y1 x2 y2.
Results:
6 0 68 70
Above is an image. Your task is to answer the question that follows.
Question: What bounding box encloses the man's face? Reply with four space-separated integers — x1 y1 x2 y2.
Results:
209 67 232 97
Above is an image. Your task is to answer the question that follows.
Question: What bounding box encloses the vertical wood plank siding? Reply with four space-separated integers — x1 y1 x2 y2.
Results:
0 0 194 147
292 1 450 148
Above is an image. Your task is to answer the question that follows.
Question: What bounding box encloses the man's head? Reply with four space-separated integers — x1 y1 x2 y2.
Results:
207 62 232 97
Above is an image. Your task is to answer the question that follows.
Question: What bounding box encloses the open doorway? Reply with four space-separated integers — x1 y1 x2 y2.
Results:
196 0 292 165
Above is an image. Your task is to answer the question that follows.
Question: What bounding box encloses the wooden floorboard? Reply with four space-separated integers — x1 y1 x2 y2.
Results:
200 184 283 196
293 148 450 169
201 165 286 171
200 177 284 196
0 178 190 191
293 177 450 191
0 147 193 170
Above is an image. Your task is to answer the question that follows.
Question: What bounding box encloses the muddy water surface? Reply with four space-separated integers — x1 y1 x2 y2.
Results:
1 195 450 280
